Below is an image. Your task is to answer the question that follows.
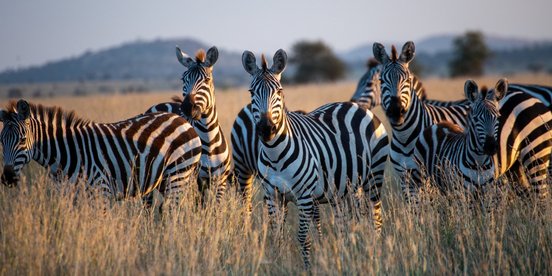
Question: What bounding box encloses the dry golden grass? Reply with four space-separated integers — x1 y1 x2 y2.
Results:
0 73 551 274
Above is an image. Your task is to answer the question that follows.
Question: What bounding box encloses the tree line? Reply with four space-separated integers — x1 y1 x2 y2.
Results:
289 30 492 83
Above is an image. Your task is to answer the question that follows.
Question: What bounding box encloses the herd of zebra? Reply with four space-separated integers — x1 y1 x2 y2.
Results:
1 41 552 268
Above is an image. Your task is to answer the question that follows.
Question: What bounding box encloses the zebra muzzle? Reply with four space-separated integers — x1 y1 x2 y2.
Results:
483 136 498 155
181 97 202 120
386 97 406 124
257 115 276 142
1 165 18 187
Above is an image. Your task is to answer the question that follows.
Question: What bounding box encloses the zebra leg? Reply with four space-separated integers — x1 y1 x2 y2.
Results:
297 196 314 269
197 177 208 207
238 171 256 216
215 175 228 204
313 203 322 238
163 167 196 212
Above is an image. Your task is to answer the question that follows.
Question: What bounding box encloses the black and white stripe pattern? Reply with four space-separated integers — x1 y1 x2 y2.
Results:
145 46 232 203
0 99 201 205
350 58 468 109
374 41 552 201
241 49 389 268
411 79 505 203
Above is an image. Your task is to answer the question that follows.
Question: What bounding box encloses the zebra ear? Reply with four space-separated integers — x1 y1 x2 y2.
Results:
399 41 415 64
373 42 389 64
176 46 195 68
203 46 219 67
464 80 479 102
492 78 508 101
16 99 30 120
242 50 259 75
271 49 287 75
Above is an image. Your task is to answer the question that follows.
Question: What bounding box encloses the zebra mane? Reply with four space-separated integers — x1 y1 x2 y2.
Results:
261 54 268 71
390 45 398 62
195 49 206 63
5 100 89 125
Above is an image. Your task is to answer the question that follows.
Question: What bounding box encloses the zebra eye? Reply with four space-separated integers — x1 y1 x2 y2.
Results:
19 137 26 144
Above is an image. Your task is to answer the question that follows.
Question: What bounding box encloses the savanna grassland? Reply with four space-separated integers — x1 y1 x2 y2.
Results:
1 73 552 275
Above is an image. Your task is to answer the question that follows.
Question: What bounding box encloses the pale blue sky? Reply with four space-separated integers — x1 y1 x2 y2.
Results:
1 0 551 71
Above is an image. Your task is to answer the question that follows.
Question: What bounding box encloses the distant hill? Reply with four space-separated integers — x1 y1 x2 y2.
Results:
0 38 247 87
1 34 551 88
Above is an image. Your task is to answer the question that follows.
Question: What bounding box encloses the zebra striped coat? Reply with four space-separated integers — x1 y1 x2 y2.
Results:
374 41 552 200
242 49 389 268
145 46 232 203
412 79 505 200
0 99 202 204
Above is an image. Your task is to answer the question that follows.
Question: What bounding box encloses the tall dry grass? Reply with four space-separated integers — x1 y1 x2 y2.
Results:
0 73 551 274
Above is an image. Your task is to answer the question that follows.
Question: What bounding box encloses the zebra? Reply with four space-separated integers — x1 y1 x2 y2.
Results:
411 79 505 205
373 41 552 202
241 49 389 268
350 58 469 109
144 46 232 203
232 57 387 213
0 99 202 207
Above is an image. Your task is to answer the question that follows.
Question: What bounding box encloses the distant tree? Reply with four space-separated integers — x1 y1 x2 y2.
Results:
449 31 491 77
290 40 346 83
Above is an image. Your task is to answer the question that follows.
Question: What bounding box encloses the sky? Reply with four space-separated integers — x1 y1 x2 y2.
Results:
0 0 551 71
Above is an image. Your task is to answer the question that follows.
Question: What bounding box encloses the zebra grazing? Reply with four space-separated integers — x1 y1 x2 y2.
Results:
411 79 505 204
145 46 232 203
241 49 389 268
0 99 202 206
374 41 552 201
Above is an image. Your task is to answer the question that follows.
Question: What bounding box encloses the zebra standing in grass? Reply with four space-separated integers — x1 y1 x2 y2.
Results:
145 46 232 203
412 79 505 202
232 57 387 213
374 41 552 201
241 49 389 268
0 99 201 205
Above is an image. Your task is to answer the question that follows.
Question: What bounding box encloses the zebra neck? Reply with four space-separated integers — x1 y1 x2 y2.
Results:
260 112 289 153
194 105 225 148
30 115 93 176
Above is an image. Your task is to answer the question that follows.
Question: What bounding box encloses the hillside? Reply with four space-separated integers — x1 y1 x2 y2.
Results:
0 38 247 87
1 34 551 87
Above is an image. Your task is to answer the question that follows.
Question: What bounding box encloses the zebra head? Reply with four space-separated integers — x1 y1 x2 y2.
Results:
373 41 416 125
242 49 287 142
350 58 382 109
176 46 219 121
0 100 34 187
464 79 506 156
